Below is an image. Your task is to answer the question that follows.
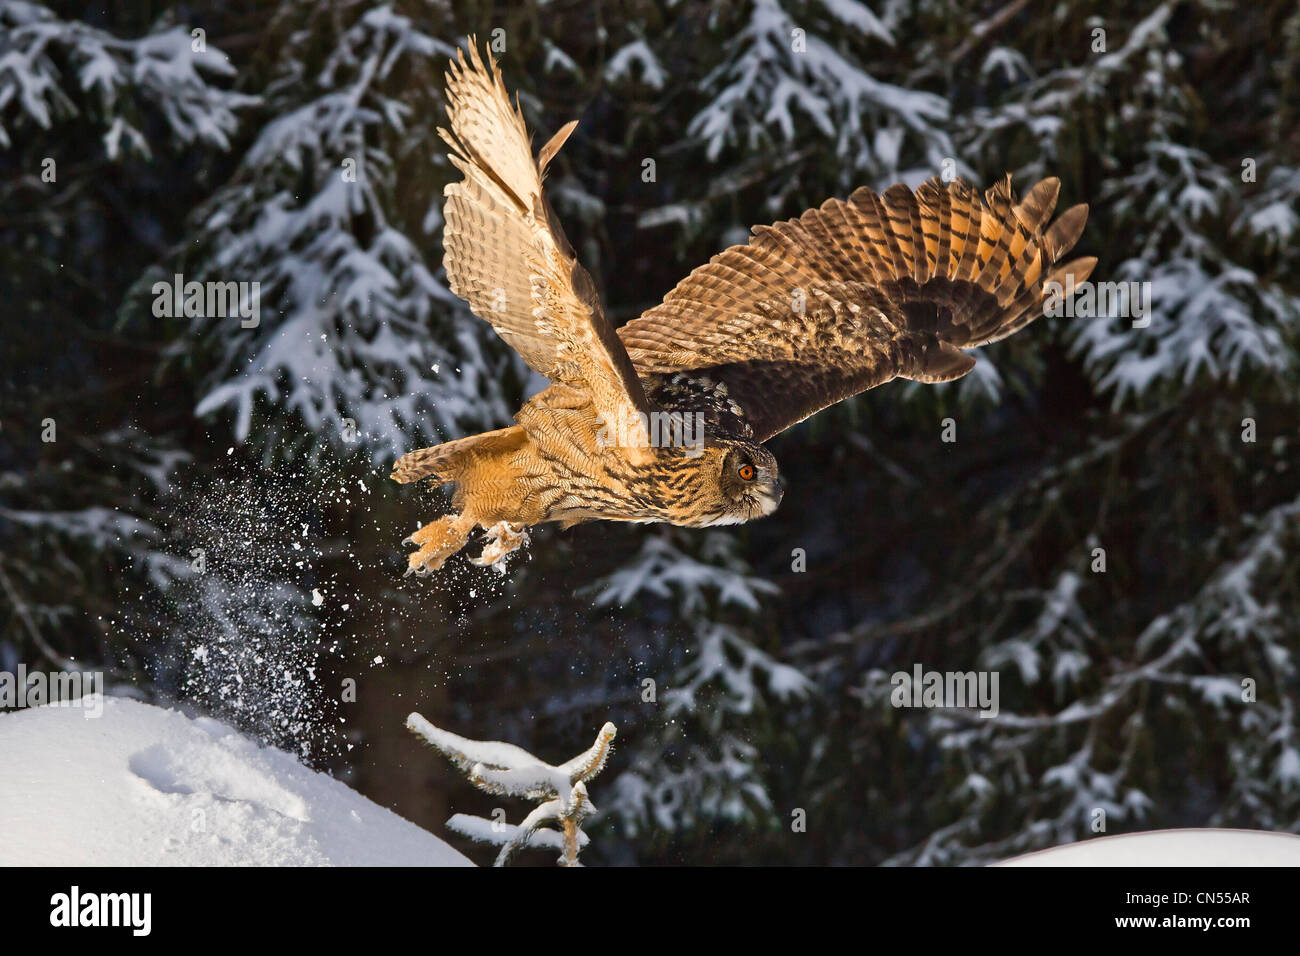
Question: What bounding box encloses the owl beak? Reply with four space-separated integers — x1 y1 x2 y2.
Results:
756 480 783 517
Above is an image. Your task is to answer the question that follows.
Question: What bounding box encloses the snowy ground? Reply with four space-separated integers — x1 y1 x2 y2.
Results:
4 696 1295 868
999 828 1300 866
0 696 470 866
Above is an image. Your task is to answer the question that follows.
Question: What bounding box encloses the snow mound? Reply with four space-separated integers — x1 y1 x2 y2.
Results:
0 696 470 866
998 828 1300 866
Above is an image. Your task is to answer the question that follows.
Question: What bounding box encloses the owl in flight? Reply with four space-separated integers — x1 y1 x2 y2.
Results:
392 45 1095 574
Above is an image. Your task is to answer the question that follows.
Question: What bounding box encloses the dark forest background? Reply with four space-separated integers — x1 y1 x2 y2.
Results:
2 0 1298 865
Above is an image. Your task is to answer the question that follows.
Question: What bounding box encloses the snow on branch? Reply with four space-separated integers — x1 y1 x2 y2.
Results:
168 5 515 462
407 713 616 866
0 0 256 152
582 529 777 615
689 0 949 180
875 492 1300 864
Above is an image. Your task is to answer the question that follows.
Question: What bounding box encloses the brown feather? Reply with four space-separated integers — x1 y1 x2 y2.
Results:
437 43 653 459
620 174 1091 441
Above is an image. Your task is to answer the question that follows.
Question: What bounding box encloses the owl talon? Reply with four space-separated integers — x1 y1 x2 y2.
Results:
402 513 475 575
470 522 529 571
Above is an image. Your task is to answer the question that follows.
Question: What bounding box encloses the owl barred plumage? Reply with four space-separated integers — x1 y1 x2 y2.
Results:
392 43 1096 575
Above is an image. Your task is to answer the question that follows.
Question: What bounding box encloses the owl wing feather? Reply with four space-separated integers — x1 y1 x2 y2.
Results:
439 43 652 453
619 175 1096 443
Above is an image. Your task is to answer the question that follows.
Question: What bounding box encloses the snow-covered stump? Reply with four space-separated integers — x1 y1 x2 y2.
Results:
406 713 616 867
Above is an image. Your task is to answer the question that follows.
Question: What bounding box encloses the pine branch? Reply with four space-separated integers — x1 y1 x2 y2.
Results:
408 712 616 866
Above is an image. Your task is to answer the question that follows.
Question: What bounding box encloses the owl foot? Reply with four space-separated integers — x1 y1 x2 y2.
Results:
470 521 529 573
403 513 475 576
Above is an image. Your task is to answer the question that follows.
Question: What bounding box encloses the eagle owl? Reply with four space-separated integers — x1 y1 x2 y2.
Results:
392 45 1095 574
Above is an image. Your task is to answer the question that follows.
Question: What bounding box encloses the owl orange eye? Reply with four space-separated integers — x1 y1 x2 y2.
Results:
738 463 756 481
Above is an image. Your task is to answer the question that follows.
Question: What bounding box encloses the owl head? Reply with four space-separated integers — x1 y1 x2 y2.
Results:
694 439 782 526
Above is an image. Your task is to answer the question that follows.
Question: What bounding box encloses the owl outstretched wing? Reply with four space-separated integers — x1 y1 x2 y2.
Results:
618 176 1096 443
439 44 651 443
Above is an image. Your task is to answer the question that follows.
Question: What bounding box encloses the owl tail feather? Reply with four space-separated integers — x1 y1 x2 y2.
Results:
391 426 526 485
